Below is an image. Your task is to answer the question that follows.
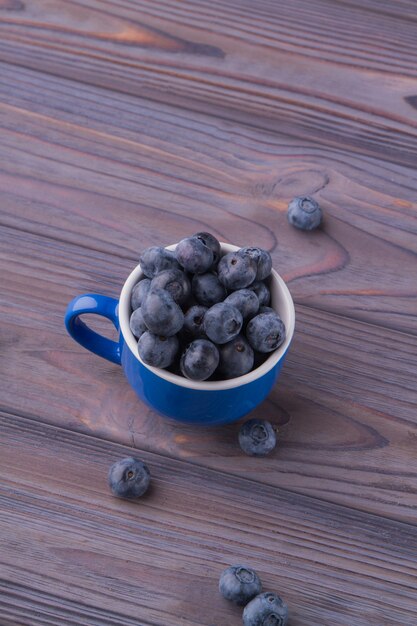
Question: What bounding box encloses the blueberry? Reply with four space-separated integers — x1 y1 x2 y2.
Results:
175 236 214 274
219 565 262 606
150 268 191 306
243 592 288 626
238 419 277 457
180 339 219 381
192 272 227 307
224 289 259 321
240 247 272 281
129 307 147 339
141 288 184 336
217 251 257 290
218 335 254 379
287 195 322 231
108 457 151 499
138 332 179 368
139 246 180 278
247 282 270 307
204 303 243 344
258 306 276 315
183 305 208 339
131 278 151 311
246 313 285 353
193 231 221 268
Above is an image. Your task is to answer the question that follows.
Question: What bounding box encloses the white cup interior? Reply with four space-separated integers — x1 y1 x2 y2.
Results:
119 243 295 390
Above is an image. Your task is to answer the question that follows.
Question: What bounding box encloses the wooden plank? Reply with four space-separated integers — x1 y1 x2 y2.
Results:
1 412 417 626
0 63 416 335
1 224 416 523
1 4 415 626
0 1 416 165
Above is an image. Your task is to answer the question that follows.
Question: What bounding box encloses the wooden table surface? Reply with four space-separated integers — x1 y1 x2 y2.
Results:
1 1 417 624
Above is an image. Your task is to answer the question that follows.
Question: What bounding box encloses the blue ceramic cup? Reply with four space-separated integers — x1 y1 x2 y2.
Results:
65 243 295 425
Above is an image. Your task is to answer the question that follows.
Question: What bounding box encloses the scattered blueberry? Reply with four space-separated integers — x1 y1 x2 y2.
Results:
218 335 254 379
287 195 322 231
204 302 243 344
240 247 272 281
193 231 221 268
238 419 277 457
217 251 257 290
131 278 151 311
151 268 191 306
175 236 214 274
129 307 147 339
219 565 262 606
183 305 208 339
246 312 285 353
138 332 179 368
243 592 288 626
139 246 180 278
224 289 259 321
108 457 151 499
192 272 227 307
141 288 184 336
180 339 219 381
247 281 270 307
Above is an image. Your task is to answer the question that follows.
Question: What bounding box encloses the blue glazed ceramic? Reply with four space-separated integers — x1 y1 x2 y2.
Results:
65 243 295 425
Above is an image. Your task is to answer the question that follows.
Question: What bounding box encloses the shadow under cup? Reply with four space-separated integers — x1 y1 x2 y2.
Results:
119 243 295 425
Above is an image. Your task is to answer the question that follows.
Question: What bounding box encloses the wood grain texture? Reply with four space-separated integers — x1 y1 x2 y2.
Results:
1 413 417 626
1 63 416 335
0 1 417 168
0 1 417 624
1 223 417 523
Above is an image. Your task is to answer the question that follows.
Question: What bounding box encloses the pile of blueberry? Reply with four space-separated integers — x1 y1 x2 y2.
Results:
219 564 288 625
129 233 286 381
99 199 327 624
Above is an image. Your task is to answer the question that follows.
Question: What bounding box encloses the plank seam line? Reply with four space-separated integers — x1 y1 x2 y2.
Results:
1 407 416 531
4 57 417 170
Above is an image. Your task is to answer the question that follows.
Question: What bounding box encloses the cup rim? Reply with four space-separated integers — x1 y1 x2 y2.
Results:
119 243 295 390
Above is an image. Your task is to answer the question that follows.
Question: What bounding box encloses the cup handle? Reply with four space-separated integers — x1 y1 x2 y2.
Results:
65 294 121 365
